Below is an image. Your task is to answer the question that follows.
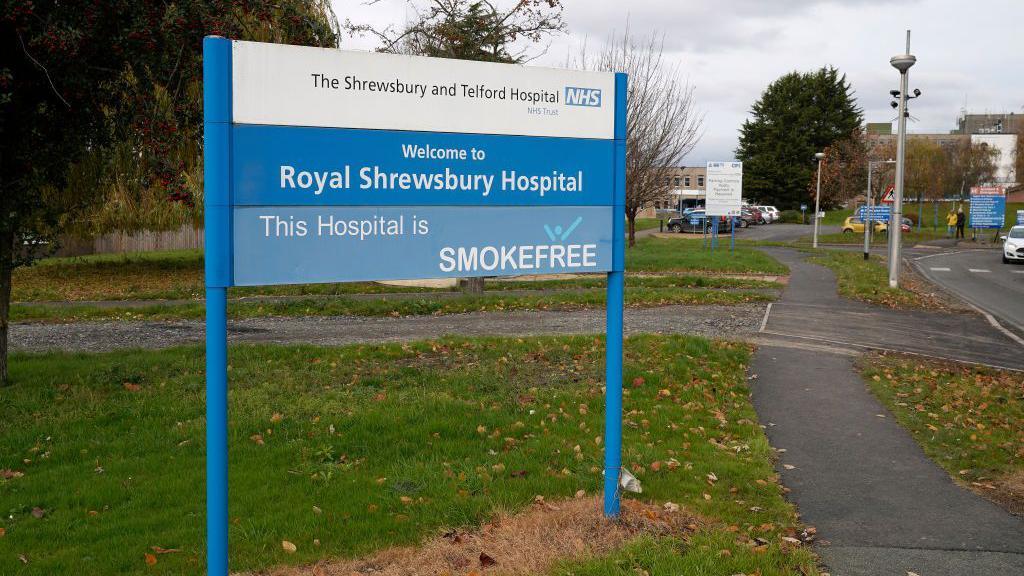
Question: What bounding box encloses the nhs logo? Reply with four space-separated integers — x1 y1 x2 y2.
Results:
564 87 602 107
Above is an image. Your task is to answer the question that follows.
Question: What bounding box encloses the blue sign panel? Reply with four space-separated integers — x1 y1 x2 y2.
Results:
233 206 613 285
969 194 1006 229
855 206 892 222
232 125 614 206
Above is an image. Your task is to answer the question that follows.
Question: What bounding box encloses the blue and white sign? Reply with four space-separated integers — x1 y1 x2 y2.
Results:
855 206 892 223
969 186 1006 229
203 37 627 576
233 206 612 285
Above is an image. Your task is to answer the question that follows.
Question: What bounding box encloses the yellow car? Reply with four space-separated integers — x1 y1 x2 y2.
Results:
841 216 887 234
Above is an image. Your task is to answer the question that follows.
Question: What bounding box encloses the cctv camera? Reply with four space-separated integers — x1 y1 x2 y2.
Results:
890 101 899 109
889 90 900 97
913 88 921 97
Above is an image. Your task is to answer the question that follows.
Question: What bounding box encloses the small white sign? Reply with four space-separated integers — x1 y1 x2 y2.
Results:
232 40 616 139
705 162 743 216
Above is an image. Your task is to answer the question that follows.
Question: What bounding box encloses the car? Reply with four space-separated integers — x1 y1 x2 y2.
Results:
756 205 780 223
742 207 765 225
667 210 733 233
841 216 887 235
1001 225 1024 264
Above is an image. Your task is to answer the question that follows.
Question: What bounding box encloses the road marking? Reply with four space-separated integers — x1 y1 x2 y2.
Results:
929 267 951 272
1013 270 1024 274
759 303 772 333
968 268 991 273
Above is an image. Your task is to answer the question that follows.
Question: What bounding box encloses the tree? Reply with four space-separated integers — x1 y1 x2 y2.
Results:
944 140 998 201
737 67 862 209
0 1 339 385
348 0 565 292
815 129 869 209
346 0 565 63
576 31 702 246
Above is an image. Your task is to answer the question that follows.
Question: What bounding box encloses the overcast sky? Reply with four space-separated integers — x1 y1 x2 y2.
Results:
332 0 1023 165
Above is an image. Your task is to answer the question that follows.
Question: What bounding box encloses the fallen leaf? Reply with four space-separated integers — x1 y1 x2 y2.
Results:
312 505 322 515
249 434 264 446
150 546 180 554
281 540 297 553
1 469 24 480
650 461 662 472
31 507 45 519
663 502 680 512
270 413 283 423
0 527 5 537
145 553 157 566
632 376 645 388
782 464 796 470
124 383 142 392
575 489 586 499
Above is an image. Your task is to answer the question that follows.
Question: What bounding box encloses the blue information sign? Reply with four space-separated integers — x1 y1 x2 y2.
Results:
969 187 1006 229
855 206 892 223
203 37 627 576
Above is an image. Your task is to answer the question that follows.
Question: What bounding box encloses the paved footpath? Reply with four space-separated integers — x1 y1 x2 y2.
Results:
751 249 1024 575
10 304 763 353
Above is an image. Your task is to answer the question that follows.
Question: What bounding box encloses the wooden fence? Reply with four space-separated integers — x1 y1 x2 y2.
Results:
54 225 204 257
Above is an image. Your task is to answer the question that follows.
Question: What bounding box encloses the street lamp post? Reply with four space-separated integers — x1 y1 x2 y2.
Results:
865 159 896 260
812 152 825 249
889 31 916 288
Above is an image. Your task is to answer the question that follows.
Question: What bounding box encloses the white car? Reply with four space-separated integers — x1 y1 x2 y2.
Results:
756 206 780 223
1002 226 1024 264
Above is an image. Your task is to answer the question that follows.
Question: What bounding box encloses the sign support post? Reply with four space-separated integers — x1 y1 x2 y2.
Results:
203 36 232 576
603 73 627 518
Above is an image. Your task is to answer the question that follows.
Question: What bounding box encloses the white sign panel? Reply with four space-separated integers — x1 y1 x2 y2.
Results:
705 161 743 216
232 41 616 139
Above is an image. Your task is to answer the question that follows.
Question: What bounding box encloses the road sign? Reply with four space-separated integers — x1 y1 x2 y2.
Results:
203 37 627 575
855 205 892 222
1016 209 1024 226
880 184 895 204
800 203 807 211
705 161 743 216
969 186 1006 229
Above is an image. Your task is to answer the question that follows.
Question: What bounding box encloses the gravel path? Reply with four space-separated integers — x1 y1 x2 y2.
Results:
10 304 764 353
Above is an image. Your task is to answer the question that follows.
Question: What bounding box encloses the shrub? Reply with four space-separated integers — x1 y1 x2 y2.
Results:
778 210 806 224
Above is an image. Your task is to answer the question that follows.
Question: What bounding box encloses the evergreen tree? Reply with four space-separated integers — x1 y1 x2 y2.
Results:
736 67 862 209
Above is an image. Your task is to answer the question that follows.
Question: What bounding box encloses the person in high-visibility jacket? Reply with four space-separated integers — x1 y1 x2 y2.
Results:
946 209 958 237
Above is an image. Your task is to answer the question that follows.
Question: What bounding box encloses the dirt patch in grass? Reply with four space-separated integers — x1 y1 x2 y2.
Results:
250 496 700 576
967 470 1024 517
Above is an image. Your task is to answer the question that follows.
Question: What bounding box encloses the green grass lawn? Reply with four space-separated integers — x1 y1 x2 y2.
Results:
632 218 664 232
14 240 785 304
11 287 774 323
0 336 818 575
626 238 787 275
805 249 944 309
860 353 1024 512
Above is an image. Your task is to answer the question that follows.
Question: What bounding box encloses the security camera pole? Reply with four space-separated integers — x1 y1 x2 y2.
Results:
888 31 916 288
812 152 825 248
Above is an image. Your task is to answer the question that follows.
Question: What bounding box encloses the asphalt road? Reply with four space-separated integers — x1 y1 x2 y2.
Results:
913 248 1024 338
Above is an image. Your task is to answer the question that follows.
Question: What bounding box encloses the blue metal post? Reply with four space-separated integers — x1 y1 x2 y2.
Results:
711 218 719 252
203 36 232 576
603 72 627 518
730 217 736 253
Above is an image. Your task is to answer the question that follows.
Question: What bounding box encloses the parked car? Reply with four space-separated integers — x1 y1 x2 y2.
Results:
739 207 764 227
841 216 887 235
1001 226 1024 264
667 210 733 233
756 206 780 223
